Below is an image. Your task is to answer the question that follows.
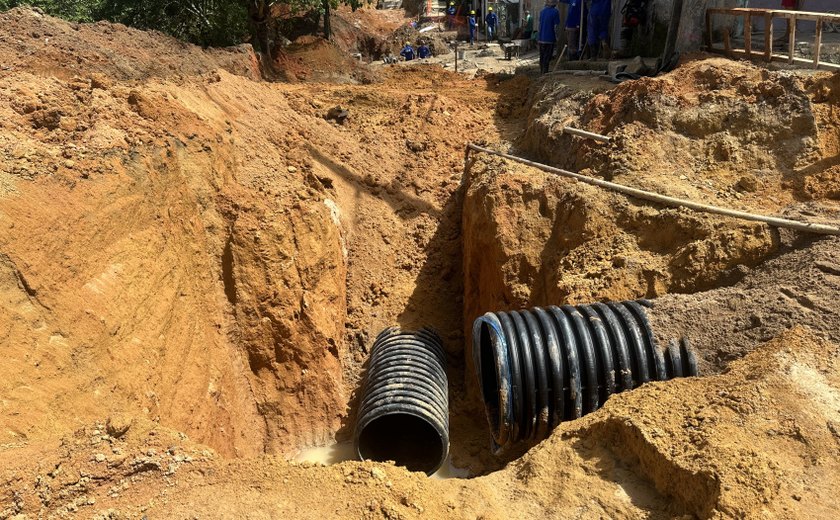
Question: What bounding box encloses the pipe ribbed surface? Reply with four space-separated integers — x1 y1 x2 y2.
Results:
354 327 449 475
472 301 699 452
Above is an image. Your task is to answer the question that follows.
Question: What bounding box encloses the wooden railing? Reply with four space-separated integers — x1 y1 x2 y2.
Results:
705 8 840 71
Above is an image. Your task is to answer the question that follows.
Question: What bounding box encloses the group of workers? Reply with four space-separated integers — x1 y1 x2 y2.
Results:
399 41 432 61
538 0 612 74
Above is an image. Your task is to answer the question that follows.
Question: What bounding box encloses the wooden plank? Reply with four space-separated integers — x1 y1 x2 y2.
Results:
707 8 840 23
744 13 752 59
764 11 773 62
788 12 796 64
814 16 823 69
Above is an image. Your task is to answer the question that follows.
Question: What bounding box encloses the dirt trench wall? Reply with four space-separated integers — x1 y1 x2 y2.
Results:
461 155 778 396
0 61 348 455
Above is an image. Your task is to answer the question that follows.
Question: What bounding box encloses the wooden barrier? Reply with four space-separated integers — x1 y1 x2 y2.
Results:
705 8 840 71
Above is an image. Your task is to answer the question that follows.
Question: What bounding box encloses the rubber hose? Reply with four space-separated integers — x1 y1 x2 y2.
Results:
355 328 449 475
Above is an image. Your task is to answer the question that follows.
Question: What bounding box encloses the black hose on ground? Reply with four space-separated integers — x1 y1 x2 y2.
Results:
472 301 700 452
354 327 449 475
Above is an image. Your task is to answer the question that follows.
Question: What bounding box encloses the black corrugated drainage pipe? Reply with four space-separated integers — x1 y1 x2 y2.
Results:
472 301 699 452
354 327 449 475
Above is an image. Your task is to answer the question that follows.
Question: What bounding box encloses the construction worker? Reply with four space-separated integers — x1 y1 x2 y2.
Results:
400 41 415 61
418 41 432 59
562 0 582 60
468 10 478 45
522 10 533 40
538 0 561 74
485 6 499 41
587 0 612 59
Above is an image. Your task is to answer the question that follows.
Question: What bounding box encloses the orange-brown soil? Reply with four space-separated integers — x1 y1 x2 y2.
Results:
2 5 840 519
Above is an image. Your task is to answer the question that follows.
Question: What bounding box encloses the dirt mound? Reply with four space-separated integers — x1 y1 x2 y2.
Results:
275 35 374 82
521 57 840 209
0 7 259 81
649 234 840 373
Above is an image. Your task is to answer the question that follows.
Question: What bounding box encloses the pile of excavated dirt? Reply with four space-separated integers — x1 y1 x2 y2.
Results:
521 57 840 211
3 5 840 518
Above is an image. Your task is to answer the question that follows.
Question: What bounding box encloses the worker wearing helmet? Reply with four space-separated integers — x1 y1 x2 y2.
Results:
418 41 432 59
485 6 498 41
400 41 415 61
447 2 457 30
468 10 478 45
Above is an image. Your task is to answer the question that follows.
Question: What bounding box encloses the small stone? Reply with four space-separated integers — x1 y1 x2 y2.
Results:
94 453 106 463
287 166 297 173
370 467 386 480
64 160 75 169
737 175 759 193
106 415 131 438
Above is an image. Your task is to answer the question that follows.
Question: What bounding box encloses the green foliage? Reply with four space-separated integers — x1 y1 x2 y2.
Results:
0 0 101 22
0 0 372 49
96 0 250 46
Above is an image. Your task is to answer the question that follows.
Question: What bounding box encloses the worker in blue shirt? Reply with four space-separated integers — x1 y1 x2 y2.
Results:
447 2 456 30
537 0 561 74
400 42 415 61
562 0 582 60
468 10 478 45
418 42 432 59
485 7 498 41
587 0 612 59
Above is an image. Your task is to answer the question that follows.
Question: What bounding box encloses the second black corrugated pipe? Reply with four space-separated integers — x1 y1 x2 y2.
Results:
354 327 449 475
472 301 699 452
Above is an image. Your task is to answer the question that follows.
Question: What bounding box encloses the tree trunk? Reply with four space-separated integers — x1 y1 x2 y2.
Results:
323 0 331 40
245 0 274 76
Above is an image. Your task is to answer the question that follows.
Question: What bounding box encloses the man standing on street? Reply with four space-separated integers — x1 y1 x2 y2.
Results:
538 0 561 74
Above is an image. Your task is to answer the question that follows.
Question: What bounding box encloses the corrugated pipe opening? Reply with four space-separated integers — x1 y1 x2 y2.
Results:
472 301 699 453
354 327 449 475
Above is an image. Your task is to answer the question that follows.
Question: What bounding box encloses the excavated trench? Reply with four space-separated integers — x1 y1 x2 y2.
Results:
297 60 840 479
5 8 840 514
